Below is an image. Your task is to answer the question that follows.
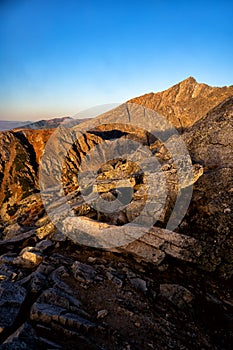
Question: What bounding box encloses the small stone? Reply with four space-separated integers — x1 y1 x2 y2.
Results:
97 309 108 319
3 223 23 240
36 222 56 240
13 247 43 269
130 278 147 293
53 231 67 242
87 257 97 263
158 264 169 271
0 274 7 281
36 239 53 252
106 272 114 281
112 276 123 288
160 284 194 309
72 261 96 286
150 290 157 299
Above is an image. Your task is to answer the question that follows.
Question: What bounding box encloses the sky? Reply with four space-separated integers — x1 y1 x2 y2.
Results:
0 0 233 121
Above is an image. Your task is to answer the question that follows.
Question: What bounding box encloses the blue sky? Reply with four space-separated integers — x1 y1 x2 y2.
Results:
0 0 233 120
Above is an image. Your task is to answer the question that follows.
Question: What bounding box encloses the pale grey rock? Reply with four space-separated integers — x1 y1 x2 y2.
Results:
97 309 108 319
129 277 147 293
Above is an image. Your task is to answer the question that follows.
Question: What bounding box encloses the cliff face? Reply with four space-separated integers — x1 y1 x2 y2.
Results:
0 129 53 221
129 77 233 129
0 131 37 218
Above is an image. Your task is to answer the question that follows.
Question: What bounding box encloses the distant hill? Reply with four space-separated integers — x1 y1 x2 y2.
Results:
0 120 31 131
14 116 73 130
0 116 92 132
129 76 233 129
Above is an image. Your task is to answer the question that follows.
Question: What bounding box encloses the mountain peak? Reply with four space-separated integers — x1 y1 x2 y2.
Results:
181 76 197 84
129 77 233 129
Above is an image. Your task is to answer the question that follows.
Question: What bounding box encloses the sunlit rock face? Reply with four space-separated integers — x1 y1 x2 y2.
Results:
129 76 233 129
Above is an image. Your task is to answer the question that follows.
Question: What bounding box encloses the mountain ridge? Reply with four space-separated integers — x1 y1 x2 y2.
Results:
129 76 233 129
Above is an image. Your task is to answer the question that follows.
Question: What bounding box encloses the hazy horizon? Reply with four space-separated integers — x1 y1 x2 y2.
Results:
1 0 233 121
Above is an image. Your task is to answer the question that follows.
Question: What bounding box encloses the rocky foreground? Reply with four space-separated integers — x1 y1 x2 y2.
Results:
0 79 232 349
0 216 232 350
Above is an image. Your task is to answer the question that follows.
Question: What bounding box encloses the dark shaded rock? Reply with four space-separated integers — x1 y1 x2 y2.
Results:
129 278 147 293
160 284 194 309
0 229 36 254
0 264 16 282
35 239 53 252
30 302 96 333
72 261 96 287
0 281 26 333
1 322 48 350
182 97 233 278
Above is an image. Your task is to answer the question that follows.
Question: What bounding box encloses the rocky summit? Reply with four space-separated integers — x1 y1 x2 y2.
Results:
0 79 232 349
129 77 233 129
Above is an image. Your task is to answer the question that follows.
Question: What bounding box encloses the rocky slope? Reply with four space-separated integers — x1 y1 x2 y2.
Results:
0 80 232 349
129 77 233 129
181 96 233 278
0 217 232 349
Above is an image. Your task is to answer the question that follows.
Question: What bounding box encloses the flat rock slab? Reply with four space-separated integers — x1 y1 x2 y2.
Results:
62 216 220 271
30 302 96 333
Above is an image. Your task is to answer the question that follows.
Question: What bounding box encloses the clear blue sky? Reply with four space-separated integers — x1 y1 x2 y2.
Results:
0 0 233 120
